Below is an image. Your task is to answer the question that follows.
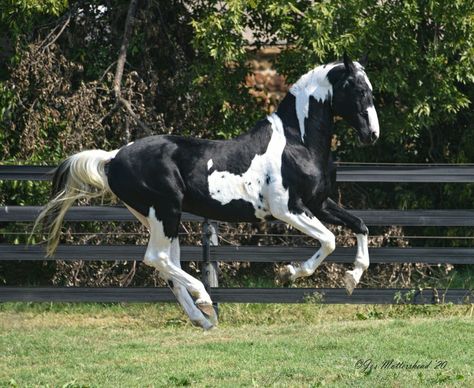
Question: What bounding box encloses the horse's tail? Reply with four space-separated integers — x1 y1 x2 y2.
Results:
34 149 119 257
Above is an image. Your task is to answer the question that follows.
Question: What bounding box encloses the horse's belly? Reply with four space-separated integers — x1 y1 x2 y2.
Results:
182 195 270 223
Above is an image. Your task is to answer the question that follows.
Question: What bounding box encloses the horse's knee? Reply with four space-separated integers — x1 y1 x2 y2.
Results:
357 221 369 236
355 255 370 271
322 233 336 255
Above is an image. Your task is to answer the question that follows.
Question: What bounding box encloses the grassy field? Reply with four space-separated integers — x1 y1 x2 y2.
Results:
0 302 473 387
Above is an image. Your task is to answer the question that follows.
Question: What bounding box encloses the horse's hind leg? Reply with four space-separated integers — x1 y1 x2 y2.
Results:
125 204 215 329
144 207 216 322
168 239 216 329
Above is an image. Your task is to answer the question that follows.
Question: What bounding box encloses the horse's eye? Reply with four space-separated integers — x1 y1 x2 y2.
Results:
359 90 366 97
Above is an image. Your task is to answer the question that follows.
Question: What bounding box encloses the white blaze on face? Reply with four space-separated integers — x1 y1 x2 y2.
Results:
367 105 380 138
355 62 379 139
289 63 340 142
207 113 287 220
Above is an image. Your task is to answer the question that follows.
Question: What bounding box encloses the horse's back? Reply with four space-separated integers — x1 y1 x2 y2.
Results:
106 120 276 222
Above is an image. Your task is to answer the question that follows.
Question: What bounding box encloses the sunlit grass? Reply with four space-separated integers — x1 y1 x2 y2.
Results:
0 303 473 387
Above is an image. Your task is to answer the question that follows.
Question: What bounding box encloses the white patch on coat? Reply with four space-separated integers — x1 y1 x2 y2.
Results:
145 207 212 305
207 159 213 170
207 113 287 220
289 63 340 142
144 207 172 268
206 113 339 281
366 105 380 138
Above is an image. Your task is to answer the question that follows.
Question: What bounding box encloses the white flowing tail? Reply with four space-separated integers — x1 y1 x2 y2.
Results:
34 149 119 257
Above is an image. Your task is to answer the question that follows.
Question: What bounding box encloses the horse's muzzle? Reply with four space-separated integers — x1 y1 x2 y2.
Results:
359 130 379 145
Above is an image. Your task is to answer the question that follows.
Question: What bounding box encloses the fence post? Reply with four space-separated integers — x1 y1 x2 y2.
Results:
202 218 219 315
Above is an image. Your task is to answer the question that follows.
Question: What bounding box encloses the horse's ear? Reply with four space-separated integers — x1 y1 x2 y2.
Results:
359 53 368 67
343 51 355 73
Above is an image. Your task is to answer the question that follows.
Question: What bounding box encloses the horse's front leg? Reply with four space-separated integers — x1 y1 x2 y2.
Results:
314 198 369 295
272 199 336 283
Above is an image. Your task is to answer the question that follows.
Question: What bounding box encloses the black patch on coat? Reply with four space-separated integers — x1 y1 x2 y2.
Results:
279 96 335 216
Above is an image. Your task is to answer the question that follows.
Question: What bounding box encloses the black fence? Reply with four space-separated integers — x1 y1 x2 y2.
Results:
1 164 473 304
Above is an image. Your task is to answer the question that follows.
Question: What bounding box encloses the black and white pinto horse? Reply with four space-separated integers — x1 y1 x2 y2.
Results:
37 54 379 329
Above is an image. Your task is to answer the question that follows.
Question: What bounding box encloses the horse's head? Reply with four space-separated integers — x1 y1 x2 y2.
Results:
328 53 379 145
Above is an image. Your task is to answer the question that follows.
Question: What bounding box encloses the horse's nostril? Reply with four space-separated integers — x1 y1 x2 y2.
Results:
370 131 378 142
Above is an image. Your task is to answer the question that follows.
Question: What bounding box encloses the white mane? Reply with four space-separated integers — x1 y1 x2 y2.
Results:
289 61 369 142
289 63 340 141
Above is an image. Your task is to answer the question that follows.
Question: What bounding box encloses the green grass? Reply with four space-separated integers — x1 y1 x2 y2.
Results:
0 303 473 387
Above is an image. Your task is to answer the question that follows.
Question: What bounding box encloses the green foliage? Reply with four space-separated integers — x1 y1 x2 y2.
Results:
1 0 473 162
0 0 67 41
191 0 474 164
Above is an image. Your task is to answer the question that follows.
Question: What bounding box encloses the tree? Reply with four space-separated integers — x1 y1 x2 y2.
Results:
2 0 473 165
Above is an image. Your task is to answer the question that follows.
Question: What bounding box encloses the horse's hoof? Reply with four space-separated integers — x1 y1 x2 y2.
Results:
344 271 357 295
191 319 215 331
277 265 295 285
196 301 218 326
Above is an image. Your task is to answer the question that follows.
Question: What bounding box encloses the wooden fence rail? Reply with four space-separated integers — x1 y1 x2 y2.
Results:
2 245 474 265
3 206 474 226
1 164 473 304
3 164 474 182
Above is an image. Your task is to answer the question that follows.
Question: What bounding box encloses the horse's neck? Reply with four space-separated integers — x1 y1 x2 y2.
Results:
276 93 333 162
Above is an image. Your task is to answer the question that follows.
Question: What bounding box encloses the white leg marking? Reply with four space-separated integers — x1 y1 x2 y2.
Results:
125 204 214 328
344 233 370 295
168 239 215 329
274 211 335 280
145 208 212 305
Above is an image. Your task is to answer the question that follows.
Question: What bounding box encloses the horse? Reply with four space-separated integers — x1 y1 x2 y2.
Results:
35 54 379 330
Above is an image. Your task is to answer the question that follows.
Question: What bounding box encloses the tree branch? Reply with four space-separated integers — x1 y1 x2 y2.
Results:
112 0 151 136
41 15 71 52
